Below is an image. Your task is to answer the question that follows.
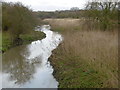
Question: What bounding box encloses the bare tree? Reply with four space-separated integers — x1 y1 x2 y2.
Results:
85 0 119 30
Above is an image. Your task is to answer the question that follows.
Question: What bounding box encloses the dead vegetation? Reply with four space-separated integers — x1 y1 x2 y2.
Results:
46 19 118 88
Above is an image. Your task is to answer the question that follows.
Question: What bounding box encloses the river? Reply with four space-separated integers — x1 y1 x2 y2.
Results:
1 25 63 88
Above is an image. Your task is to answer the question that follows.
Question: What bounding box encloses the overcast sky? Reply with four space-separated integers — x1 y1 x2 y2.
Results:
4 0 89 11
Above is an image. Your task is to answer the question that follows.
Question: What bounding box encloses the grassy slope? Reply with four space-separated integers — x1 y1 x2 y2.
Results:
45 19 118 88
2 30 45 52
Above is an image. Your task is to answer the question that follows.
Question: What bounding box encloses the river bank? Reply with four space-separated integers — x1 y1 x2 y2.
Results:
47 19 118 88
1 30 45 53
2 25 62 88
2 2 45 53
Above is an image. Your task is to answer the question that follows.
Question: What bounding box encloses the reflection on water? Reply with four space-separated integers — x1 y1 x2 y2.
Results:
3 45 36 86
2 25 63 88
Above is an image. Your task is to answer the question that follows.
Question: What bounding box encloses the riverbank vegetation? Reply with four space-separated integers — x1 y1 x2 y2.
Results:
2 2 45 52
47 19 118 88
2 31 45 52
1 0 119 88
46 0 119 88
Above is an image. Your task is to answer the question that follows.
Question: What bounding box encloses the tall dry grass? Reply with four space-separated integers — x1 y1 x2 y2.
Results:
43 19 83 32
46 19 118 88
62 31 118 87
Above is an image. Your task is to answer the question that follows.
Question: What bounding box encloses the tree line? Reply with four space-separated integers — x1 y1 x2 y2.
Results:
34 10 85 19
84 0 119 30
2 2 38 43
36 0 119 31
2 0 119 36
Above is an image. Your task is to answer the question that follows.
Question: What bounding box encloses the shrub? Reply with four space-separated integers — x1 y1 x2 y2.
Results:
2 2 38 43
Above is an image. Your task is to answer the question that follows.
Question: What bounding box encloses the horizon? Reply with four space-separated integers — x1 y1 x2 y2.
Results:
4 0 89 11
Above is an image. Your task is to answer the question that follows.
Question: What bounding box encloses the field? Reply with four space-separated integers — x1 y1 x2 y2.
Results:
45 19 118 88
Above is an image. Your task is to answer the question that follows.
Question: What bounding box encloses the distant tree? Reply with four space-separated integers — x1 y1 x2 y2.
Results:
70 7 79 11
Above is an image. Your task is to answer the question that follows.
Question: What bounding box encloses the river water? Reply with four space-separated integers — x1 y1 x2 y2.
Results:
1 25 63 88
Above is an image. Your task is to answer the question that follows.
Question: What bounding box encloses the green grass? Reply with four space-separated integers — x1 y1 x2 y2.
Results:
50 51 107 88
2 31 45 52
20 31 45 44
50 43 117 88
2 32 12 52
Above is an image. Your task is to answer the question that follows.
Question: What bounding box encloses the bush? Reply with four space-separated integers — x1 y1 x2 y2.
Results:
2 2 38 42
85 1 118 31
